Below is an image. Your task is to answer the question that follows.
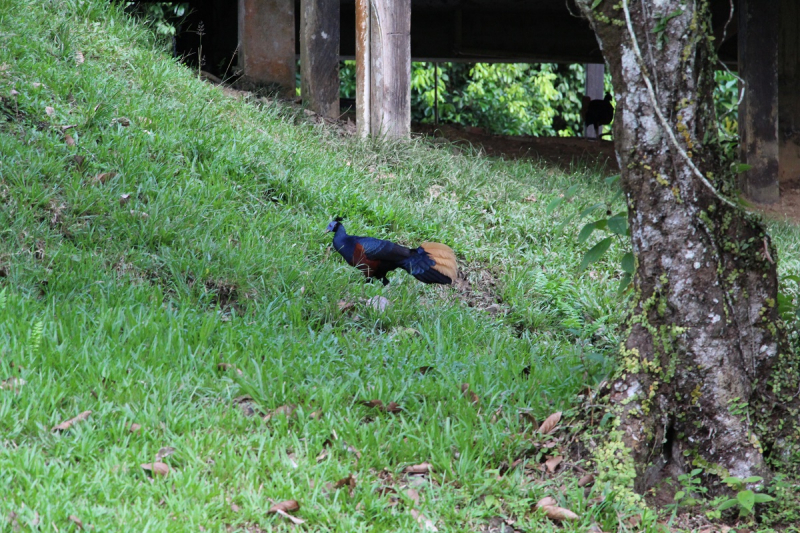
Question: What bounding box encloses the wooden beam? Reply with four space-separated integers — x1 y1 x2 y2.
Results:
356 0 412 138
780 0 800 185
584 63 604 138
238 0 295 97
301 0 340 118
738 0 780 203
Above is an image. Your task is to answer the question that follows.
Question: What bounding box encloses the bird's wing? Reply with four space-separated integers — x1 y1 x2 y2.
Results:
356 237 411 262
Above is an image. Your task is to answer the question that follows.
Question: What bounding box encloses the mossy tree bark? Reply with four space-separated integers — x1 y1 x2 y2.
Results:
575 0 800 492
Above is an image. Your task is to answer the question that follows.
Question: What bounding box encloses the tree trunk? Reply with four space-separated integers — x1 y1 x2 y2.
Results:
575 0 799 493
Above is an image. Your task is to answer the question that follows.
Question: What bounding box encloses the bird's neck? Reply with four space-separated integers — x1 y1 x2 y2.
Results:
332 224 349 249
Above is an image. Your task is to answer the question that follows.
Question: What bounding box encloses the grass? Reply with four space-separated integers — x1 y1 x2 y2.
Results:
2 1 800 531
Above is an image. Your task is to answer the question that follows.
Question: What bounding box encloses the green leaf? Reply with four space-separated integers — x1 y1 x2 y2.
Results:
617 273 632 295
722 476 742 487
579 203 604 219
784 274 800 284
578 221 600 244
590 0 603 9
579 237 613 272
753 493 775 504
717 498 739 511
545 197 563 215
621 252 635 274
742 476 763 484
605 174 620 186
674 491 685 501
565 183 581 200
690 468 703 476
734 163 753 173
737 490 755 512
607 214 629 236
555 212 578 234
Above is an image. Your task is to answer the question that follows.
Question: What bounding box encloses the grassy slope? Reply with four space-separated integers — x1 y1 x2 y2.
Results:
1 1 799 531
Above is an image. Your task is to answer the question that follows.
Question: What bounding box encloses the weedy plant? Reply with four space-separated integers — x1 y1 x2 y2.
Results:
716 476 775 518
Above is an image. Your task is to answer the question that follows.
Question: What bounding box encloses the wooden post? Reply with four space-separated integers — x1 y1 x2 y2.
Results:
301 0 340 118
355 0 411 138
238 0 295 97
780 0 800 185
584 63 604 138
738 0 780 204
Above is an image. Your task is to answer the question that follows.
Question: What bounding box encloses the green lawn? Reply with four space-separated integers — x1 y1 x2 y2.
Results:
2 1 800 531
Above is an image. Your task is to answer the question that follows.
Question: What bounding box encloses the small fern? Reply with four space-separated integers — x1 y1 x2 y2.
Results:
28 319 44 355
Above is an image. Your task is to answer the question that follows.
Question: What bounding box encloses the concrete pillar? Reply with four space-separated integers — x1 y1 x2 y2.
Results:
356 0 411 138
238 0 295 97
738 0 780 203
301 0 341 118
584 63 605 138
780 0 800 185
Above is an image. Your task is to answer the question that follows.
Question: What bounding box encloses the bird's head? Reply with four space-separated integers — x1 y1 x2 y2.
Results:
604 93 613 103
326 216 344 233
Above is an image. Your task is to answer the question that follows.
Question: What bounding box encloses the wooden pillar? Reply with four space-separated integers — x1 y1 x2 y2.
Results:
355 0 411 138
738 0 780 204
780 0 800 185
301 0 340 118
238 0 295 97
584 63 605 138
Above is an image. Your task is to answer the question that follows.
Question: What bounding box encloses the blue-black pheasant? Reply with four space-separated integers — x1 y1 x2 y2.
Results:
326 218 458 286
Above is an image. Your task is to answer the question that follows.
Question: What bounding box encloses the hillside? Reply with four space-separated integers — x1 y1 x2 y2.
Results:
2 1 800 531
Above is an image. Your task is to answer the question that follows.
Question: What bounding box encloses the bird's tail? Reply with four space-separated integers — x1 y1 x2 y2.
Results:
408 242 457 285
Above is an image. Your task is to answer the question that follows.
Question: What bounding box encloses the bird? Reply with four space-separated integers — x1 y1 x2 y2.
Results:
581 93 614 139
326 218 457 286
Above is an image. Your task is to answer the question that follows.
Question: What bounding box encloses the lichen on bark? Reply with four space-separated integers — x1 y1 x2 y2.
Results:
575 0 800 494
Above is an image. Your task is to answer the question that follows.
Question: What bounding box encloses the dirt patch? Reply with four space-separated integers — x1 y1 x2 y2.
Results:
750 181 800 225
413 122 618 172
450 262 505 314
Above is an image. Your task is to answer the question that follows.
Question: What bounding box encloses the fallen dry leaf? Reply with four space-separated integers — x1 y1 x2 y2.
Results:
365 295 390 312
537 411 562 434
275 508 305 525
269 500 300 514
461 383 479 405
230 502 240 513
536 496 557 508
113 117 131 127
344 443 362 460
52 410 91 432
93 172 116 185
140 462 170 477
519 410 538 428
362 399 384 409
523 193 538 203
73 155 85 168
155 446 176 461
404 462 432 475
264 404 295 421
418 365 434 375
129 210 149 219
129 423 141 433
65 134 76 146
384 401 402 413
75 51 85 65
410 509 438 532
578 473 595 487
0 377 26 392
541 505 579 522
404 488 420 505
45 106 55 117
68 515 83 529
315 449 329 463
119 193 131 206
309 410 322 420
545 456 563 474
338 300 355 312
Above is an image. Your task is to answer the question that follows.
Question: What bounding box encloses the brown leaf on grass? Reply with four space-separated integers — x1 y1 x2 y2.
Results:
625 514 641 528
523 193 538 203
519 410 538 428
155 447 176 461
119 193 131 206
338 300 355 312
52 410 91 432
275 509 305 525
587 524 606 533
45 106 55 117
384 401 402 413
537 412 562 434
230 502 240 513
404 488 420 505
65 134 76 146
545 456 563 474
315 449 329 463
264 404 295 422
140 462 170 477
61 124 76 132
129 210 149 219
361 399 384 409
73 155 85 169
68 515 83 529
541 505 579 522
92 172 116 185
75 51 85 65
410 509 438 532
365 295 390 312
578 473 595 487
309 410 322 420
129 423 141 433
418 365 434 375
404 462 432 475
0 377 26 392
334 474 356 495
536 496 557 508
269 500 300 514
461 383 480 406
113 117 131 127
344 443 362 460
